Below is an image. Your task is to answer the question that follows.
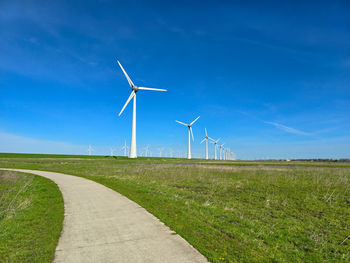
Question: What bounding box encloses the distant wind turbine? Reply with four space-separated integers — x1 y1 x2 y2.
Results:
219 143 225 160
175 116 200 159
200 128 213 160
121 140 128 157
210 138 220 160
144 145 150 157
110 148 114 156
117 60 167 158
158 148 164 157
88 145 93 156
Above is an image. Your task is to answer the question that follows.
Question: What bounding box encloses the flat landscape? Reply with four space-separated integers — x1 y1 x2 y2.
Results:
0 153 349 262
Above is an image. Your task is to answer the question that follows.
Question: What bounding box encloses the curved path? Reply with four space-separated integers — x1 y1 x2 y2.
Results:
1 168 208 263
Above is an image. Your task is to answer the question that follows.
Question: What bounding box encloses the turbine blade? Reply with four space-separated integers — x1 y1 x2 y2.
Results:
190 116 200 126
138 87 167 91
208 137 215 142
117 60 134 87
205 128 207 136
118 90 135 116
175 120 188 126
190 127 194 141
200 138 206 144
216 138 221 143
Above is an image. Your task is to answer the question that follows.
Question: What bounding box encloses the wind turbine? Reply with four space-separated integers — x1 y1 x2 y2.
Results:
144 145 150 157
210 138 220 160
117 60 167 158
158 148 164 157
110 147 114 156
200 128 213 160
121 140 128 157
87 145 93 156
175 116 200 159
219 143 225 160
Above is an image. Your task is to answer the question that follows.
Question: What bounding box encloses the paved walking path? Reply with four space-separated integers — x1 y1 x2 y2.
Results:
1 168 208 263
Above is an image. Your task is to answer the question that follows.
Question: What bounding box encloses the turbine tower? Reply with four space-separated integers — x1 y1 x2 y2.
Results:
158 148 164 157
175 116 200 159
219 143 225 160
210 138 220 160
117 60 167 158
121 140 128 157
88 145 93 156
200 128 213 160
144 145 149 157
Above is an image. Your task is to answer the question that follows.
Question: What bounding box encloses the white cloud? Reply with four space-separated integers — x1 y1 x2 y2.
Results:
264 121 312 136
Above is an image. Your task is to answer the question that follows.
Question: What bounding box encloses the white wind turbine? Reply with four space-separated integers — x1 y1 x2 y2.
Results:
200 128 213 160
210 138 220 160
158 148 164 157
219 143 225 160
144 145 150 157
121 140 128 157
117 60 167 158
110 147 115 156
87 145 93 156
175 116 200 159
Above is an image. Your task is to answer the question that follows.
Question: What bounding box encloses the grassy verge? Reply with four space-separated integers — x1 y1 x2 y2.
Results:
0 170 64 263
0 156 349 262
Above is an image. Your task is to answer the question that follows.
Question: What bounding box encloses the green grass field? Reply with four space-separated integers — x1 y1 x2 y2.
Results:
0 153 349 262
0 170 64 263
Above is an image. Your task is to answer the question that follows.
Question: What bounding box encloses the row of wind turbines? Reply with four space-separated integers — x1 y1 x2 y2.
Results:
175 117 234 160
116 60 235 160
88 141 235 160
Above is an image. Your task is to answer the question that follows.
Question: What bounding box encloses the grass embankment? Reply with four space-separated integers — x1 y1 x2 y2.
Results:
0 170 64 263
0 155 349 262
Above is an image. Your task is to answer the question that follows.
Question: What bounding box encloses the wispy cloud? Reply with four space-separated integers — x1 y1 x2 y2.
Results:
263 121 312 136
237 108 314 136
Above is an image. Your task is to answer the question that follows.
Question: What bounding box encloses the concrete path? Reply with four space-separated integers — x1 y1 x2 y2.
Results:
1 168 208 263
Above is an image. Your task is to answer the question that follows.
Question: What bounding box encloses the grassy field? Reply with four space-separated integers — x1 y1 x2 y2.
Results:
0 154 349 262
0 170 64 263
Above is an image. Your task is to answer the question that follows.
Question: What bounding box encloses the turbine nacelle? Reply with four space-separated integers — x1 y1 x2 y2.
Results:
117 60 167 117
175 116 200 141
132 85 139 92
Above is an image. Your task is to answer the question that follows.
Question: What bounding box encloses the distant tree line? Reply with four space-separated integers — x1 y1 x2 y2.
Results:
290 159 350 162
256 159 350 162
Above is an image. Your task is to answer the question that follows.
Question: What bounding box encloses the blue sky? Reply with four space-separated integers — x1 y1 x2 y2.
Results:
0 0 349 159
